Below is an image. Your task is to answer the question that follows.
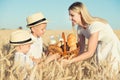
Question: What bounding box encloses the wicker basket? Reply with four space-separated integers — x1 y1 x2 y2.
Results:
48 43 80 59
48 32 80 59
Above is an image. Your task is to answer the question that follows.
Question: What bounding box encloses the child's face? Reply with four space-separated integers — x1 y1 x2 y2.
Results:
32 23 47 37
20 43 31 54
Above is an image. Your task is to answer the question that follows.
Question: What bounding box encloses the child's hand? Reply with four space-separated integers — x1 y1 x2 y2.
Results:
29 56 41 64
29 56 34 60
45 53 60 64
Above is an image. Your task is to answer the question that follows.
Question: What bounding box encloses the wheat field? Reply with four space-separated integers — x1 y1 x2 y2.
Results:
0 29 119 45
0 29 120 80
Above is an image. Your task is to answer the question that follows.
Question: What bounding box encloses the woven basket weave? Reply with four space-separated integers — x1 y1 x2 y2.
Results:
48 43 80 59
48 31 80 58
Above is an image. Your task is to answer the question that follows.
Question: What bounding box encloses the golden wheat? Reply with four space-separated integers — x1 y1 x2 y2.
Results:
0 29 120 80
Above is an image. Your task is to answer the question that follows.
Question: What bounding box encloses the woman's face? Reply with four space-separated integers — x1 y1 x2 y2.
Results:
69 10 82 26
32 23 47 37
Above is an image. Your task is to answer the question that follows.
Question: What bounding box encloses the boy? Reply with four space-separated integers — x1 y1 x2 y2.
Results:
26 12 60 63
10 30 34 67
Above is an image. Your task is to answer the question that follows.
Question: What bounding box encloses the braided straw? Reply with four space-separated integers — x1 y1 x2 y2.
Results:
62 32 67 56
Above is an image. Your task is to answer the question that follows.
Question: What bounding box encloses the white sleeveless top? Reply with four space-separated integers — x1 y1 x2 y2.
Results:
77 21 120 69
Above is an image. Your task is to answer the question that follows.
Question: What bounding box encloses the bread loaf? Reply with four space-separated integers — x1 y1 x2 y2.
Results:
67 33 77 51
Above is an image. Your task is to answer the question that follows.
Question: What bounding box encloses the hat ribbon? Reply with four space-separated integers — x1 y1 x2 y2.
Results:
10 38 32 44
27 18 46 26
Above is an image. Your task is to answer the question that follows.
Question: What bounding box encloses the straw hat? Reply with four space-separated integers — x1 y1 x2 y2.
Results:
10 30 33 45
26 12 48 27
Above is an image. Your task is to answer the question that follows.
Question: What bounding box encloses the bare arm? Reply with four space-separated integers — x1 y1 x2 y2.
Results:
45 53 60 64
71 31 99 63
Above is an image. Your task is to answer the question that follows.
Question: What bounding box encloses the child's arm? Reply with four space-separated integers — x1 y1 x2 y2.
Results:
45 53 60 64
30 56 43 64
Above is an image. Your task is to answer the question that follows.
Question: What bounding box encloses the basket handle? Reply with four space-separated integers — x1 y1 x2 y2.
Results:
62 32 67 56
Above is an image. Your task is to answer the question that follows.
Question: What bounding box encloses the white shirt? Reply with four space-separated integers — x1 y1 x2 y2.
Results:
27 34 43 59
14 52 34 67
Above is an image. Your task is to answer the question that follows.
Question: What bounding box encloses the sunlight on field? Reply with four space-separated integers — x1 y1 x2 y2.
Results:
0 29 119 45
0 29 120 80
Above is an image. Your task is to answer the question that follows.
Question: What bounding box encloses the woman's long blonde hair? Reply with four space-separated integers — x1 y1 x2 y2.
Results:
68 2 107 25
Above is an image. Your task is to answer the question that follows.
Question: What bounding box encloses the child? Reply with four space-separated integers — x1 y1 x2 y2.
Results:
26 12 60 63
26 12 47 60
10 30 34 67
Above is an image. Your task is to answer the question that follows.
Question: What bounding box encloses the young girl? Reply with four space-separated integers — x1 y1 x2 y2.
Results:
10 30 34 67
66 2 120 70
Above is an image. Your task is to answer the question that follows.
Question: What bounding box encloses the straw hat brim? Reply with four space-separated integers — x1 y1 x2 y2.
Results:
10 38 33 46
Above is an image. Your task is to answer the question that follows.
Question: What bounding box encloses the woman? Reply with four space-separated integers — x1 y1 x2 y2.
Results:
67 2 120 70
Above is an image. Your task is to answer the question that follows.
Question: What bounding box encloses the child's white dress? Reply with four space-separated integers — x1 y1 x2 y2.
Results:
77 21 120 70
14 52 34 67
27 34 43 59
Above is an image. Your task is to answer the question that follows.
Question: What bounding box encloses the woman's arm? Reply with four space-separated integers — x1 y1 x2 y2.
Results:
70 31 99 63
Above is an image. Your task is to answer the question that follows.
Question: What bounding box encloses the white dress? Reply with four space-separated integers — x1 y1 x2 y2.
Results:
77 21 120 69
27 34 43 59
14 52 34 67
